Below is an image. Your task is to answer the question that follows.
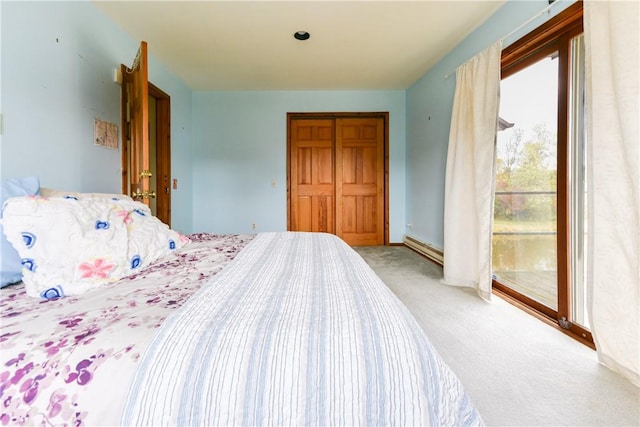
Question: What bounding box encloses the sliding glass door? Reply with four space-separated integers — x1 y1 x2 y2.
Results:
491 3 592 346
493 55 559 311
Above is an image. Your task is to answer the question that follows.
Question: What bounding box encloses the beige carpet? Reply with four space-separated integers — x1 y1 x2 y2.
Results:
353 245 640 427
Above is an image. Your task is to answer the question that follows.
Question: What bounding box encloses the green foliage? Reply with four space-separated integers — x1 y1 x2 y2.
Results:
495 123 557 223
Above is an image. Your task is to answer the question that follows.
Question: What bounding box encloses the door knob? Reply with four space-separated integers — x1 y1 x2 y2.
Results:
132 190 156 199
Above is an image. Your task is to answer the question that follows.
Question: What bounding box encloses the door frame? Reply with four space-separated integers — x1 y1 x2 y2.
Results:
120 72 172 225
286 112 390 245
149 83 172 226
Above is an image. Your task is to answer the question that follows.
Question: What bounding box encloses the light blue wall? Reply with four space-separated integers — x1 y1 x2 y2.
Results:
0 1 193 233
2 0 581 243
405 0 576 250
192 91 407 242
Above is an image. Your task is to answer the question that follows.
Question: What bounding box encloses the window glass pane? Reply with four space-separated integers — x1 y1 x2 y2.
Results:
569 34 589 328
493 55 558 310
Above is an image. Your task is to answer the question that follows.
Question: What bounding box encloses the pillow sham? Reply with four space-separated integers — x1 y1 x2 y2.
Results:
1 176 40 287
1 196 189 298
39 187 133 201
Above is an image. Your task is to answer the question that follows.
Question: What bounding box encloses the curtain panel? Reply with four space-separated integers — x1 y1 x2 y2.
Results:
443 41 502 301
584 0 639 386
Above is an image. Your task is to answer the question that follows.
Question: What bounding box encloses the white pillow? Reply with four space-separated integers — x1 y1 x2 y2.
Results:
39 187 133 201
1 196 189 298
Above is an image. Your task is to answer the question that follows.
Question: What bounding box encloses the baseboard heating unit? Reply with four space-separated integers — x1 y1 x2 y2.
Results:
403 235 444 266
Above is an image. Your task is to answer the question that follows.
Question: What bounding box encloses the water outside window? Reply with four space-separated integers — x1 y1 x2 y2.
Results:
493 55 558 310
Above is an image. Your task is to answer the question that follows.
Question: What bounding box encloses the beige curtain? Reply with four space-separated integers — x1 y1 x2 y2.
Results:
443 40 502 300
584 0 639 386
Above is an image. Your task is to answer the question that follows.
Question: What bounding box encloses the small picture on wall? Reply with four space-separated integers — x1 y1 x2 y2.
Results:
94 119 119 150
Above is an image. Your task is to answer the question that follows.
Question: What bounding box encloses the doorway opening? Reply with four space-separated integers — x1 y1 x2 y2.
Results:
120 67 172 226
121 59 171 226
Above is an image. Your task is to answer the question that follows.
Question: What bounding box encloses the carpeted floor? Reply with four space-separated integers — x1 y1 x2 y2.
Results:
353 245 640 427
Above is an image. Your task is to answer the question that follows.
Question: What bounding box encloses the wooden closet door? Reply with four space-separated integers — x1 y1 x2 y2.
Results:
336 118 384 245
290 119 335 233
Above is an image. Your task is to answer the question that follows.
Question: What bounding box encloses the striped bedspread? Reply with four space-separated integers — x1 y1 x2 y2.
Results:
123 232 483 426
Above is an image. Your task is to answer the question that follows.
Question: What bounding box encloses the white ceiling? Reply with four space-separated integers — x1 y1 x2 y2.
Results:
94 1 505 91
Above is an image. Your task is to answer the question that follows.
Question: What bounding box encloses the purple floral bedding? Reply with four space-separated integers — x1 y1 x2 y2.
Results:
0 233 253 426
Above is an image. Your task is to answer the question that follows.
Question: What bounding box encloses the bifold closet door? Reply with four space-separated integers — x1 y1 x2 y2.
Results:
336 118 384 246
290 119 335 233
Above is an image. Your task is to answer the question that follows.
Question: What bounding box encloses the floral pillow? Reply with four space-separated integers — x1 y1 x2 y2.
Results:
1 176 40 287
1 196 189 299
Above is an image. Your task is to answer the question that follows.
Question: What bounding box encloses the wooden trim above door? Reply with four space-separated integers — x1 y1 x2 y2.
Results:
286 112 390 245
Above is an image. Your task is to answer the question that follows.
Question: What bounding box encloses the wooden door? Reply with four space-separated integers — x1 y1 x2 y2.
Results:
121 41 150 206
336 118 384 245
288 114 387 246
290 119 335 233
120 42 172 226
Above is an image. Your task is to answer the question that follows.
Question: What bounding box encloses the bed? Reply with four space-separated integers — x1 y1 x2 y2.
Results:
0 187 482 426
